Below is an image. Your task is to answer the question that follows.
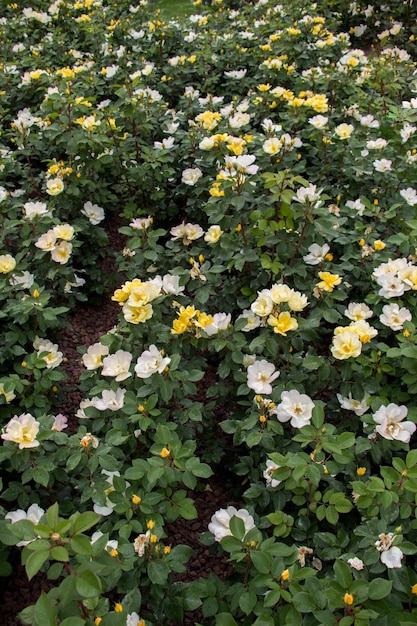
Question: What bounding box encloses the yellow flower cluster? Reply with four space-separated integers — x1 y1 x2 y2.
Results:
46 160 73 178
75 114 101 131
171 305 213 336
250 283 308 337
195 110 222 131
269 87 328 113
112 278 161 324
331 320 378 360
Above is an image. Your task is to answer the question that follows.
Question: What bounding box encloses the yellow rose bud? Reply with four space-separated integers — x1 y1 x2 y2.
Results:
114 603 123 613
357 467 366 476
259 415 267 423
344 593 354 606
147 520 155 530
138 405 145 412
404 329 410 338
160 447 170 458
359 238 365 247
281 569 290 581
374 199 378 205
374 239 386 251
33 289 40 298
150 534 158 543
164 545 171 554
411 583 417 595
94 618 102 625
110 549 118 557
132 494 141 505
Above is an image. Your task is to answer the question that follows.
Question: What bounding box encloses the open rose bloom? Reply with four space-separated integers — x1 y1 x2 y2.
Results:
373 403 416 443
208 506 255 542
1 413 40 449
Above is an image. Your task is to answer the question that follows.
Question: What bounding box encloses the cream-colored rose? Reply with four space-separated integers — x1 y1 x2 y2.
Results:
204 225 223 244
122 303 153 324
46 177 64 196
127 283 161 308
53 223 75 241
51 241 72 264
331 330 362 360
251 291 273 317
1 413 40 449
0 254 16 273
35 230 57 251
269 283 292 304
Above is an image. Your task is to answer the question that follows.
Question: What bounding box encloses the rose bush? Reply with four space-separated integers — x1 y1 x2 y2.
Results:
1 0 417 624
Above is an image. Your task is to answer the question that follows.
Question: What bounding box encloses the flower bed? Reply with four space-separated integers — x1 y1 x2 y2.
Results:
1 0 417 624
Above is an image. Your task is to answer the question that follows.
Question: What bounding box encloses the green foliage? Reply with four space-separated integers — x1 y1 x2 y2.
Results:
2 0 417 624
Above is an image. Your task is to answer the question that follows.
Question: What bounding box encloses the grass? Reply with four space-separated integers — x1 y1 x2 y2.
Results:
153 0 196 19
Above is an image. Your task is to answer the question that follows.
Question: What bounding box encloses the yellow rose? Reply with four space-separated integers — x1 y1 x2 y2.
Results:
171 317 190 335
195 312 213 328
267 311 298 335
316 271 342 292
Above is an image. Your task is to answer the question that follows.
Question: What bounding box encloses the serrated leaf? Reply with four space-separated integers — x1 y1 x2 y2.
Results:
229 515 246 540
70 534 93 556
147 559 170 585
250 550 271 574
50 546 69 562
72 511 100 535
25 549 50 581
33 591 55 626
239 590 257 615
333 560 352 589
75 569 102 598
215 613 238 626
46 502 59 530
368 578 392 600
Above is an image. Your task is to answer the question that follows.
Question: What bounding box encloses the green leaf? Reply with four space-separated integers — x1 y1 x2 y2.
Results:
239 590 257 614
325 507 339 525
58 575 77 608
70 534 93 556
250 550 271 574
147 559 170 584
334 560 352 589
72 511 100 535
215 613 238 626
229 515 246 540
60 619 87 626
25 549 50 581
50 546 69 562
368 578 392 600
46 502 59 530
33 591 55 626
406 449 417 468
75 569 102 598
291 592 317 613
